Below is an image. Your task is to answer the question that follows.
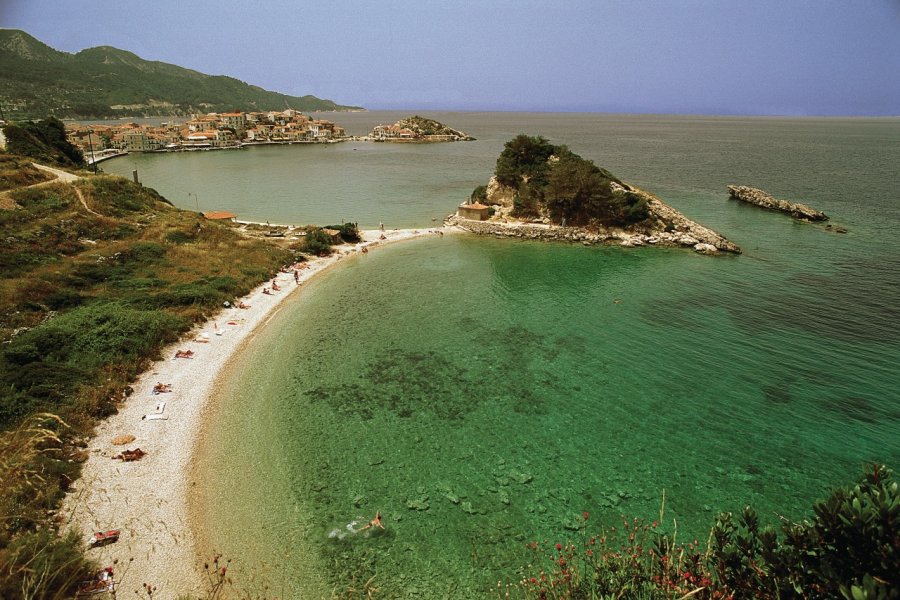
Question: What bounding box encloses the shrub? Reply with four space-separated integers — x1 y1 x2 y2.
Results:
303 227 334 256
0 301 186 422
710 464 898 600
2 117 85 168
324 222 361 243
510 466 897 600
471 185 488 203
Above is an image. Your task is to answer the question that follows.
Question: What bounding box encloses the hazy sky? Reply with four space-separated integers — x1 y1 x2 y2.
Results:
2 0 899 115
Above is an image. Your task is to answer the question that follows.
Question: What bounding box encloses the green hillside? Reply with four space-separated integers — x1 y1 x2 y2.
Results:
0 29 362 119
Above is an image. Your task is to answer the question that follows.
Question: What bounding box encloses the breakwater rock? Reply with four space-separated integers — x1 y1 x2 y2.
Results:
448 188 741 255
728 185 828 221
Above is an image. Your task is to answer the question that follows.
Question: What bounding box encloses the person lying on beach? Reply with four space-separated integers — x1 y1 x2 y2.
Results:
238 301 250 309
262 288 272 295
152 383 172 394
272 281 281 291
174 350 194 359
357 511 385 532
113 448 146 462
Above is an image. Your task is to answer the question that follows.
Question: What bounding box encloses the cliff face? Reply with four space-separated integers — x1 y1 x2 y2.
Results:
485 176 516 206
728 185 828 221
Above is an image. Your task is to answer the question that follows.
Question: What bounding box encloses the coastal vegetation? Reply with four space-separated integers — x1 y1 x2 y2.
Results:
0 156 295 598
1 117 85 168
0 29 362 120
486 134 649 227
0 154 54 192
508 464 898 600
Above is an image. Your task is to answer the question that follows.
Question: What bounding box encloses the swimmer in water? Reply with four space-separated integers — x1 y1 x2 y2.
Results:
358 511 384 531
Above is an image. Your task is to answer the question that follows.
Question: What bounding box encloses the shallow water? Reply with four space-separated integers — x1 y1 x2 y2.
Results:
177 113 900 597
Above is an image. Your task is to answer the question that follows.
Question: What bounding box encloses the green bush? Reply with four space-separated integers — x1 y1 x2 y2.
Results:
11 301 184 368
150 281 228 307
710 464 898 600
302 227 334 256
324 222 361 243
511 466 897 600
2 117 85 168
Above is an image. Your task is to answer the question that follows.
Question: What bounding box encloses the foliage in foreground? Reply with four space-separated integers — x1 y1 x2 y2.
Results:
484 134 650 227
507 465 897 600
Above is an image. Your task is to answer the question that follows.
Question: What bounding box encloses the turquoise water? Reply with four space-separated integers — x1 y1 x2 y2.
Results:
179 114 900 597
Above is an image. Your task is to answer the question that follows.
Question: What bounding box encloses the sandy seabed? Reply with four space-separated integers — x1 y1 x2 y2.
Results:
61 227 455 598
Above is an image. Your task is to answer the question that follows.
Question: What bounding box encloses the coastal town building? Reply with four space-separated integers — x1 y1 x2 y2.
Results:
65 109 346 154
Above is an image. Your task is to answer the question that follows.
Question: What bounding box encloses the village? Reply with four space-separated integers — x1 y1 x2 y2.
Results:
63 112 474 163
64 109 348 160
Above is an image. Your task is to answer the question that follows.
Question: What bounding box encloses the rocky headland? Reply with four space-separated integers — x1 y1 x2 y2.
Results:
728 185 828 221
450 176 741 255
370 115 473 142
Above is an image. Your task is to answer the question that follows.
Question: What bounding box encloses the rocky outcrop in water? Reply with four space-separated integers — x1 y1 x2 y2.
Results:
728 185 828 221
449 184 741 255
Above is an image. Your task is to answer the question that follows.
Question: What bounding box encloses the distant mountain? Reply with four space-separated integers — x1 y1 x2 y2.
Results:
0 29 362 119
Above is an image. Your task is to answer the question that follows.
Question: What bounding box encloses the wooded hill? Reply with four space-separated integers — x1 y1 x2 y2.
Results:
0 29 362 119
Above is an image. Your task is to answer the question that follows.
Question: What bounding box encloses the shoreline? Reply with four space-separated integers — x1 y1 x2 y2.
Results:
61 226 454 598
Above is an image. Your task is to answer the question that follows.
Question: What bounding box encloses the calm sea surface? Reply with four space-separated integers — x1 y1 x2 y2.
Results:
109 113 900 597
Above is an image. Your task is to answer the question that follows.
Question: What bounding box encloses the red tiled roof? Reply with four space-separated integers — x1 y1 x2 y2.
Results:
202 211 237 220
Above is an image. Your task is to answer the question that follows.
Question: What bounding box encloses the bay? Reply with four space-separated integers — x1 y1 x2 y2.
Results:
116 112 900 597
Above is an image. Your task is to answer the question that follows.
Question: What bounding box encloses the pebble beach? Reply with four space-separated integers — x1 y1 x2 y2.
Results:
61 227 451 598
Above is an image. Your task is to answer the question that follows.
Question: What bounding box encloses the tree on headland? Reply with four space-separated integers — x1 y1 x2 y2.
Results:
486 134 649 227
494 134 556 188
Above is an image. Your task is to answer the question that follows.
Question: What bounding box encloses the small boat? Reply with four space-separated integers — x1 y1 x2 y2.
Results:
88 530 120 548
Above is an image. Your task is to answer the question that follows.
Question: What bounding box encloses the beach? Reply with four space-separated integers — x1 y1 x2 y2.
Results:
61 227 452 598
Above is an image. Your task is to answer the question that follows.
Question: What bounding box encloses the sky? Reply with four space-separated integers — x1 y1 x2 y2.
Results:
2 0 899 116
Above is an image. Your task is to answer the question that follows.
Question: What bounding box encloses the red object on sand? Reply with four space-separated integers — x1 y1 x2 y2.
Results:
88 529 120 548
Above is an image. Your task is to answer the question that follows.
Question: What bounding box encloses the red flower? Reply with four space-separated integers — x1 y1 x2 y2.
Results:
583 511 589 520
556 543 562 551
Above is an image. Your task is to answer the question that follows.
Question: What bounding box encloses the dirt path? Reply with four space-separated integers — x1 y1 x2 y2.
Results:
0 163 102 216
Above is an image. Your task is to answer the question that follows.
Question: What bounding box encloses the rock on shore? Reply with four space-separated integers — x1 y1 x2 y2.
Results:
728 185 828 221
450 183 741 255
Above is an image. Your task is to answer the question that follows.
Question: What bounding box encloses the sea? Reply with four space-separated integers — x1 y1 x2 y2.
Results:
104 112 900 598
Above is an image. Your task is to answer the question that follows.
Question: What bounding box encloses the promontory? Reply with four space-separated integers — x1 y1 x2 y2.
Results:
448 134 740 254
370 115 474 142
